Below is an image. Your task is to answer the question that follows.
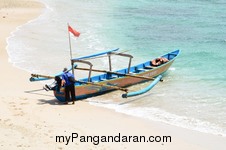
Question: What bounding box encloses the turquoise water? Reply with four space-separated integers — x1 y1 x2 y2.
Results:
7 0 226 136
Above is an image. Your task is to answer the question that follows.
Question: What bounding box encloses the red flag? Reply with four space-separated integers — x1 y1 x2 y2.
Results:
68 25 80 37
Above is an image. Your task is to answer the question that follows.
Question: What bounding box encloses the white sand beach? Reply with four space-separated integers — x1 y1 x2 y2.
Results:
0 0 226 149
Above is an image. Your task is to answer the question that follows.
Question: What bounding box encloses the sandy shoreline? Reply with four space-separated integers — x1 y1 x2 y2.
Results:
0 0 226 149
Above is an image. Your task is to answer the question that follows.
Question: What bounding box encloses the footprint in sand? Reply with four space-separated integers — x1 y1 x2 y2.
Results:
16 144 30 148
12 106 25 116
20 102 28 105
17 145 22 147
8 102 25 116
8 123 13 127
14 112 25 116
9 102 17 109
19 97 28 100
3 119 10 123
1 119 13 127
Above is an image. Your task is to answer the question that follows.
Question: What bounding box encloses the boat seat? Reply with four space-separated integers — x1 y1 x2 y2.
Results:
144 66 156 69
98 74 107 81
111 74 118 78
99 78 107 81
108 75 118 80
91 76 100 83
129 72 136 75
106 73 117 79
136 68 148 72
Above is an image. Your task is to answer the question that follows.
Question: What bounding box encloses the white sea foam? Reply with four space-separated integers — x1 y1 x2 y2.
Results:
91 101 226 137
169 67 175 71
6 0 52 73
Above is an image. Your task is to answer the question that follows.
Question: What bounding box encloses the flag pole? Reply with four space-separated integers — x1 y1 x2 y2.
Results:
67 23 74 75
67 23 80 75
67 23 73 60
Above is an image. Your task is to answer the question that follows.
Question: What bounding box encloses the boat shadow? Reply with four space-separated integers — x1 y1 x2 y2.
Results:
24 88 53 97
37 99 65 105
24 89 65 105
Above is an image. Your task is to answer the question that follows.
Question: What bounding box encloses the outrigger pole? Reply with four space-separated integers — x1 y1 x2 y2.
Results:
30 74 128 92
122 75 162 98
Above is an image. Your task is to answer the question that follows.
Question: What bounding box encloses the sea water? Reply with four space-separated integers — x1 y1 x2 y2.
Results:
7 0 226 136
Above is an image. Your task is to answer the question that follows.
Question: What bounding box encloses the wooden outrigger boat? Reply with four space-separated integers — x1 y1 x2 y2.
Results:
30 48 180 102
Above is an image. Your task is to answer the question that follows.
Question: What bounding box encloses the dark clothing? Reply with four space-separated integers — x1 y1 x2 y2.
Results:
54 76 62 92
62 72 75 86
65 83 75 102
62 72 76 102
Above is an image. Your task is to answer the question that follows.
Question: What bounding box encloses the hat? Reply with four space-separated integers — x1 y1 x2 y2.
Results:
63 67 68 72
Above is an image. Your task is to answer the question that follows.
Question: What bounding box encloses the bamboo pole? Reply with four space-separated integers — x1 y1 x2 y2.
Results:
30 74 128 92
74 67 162 81
31 74 55 79
76 80 128 92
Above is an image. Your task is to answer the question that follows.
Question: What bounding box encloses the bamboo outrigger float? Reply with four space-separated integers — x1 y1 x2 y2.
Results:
30 48 180 102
